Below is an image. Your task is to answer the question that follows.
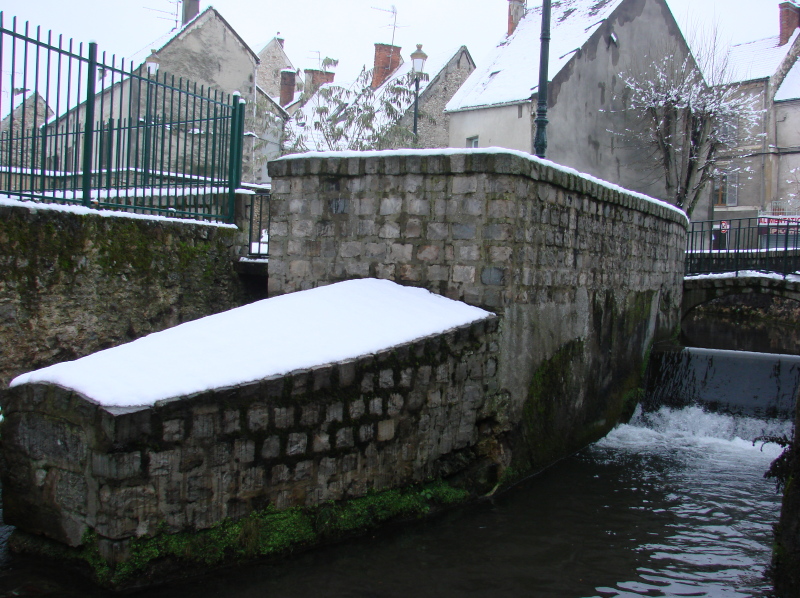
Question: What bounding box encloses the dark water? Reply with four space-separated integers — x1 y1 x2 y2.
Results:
0 407 788 598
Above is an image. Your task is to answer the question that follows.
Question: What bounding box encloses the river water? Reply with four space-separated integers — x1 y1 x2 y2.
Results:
0 311 794 597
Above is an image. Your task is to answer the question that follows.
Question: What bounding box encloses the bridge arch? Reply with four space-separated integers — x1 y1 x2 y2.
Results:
682 275 800 319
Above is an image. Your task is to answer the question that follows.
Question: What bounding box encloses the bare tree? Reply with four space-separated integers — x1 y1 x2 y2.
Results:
618 31 763 216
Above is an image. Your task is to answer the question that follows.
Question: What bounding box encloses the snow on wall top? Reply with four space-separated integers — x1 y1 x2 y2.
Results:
726 31 799 84
272 147 688 224
10 279 494 407
445 0 624 113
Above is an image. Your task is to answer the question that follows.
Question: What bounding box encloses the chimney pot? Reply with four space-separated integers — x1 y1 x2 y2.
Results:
371 43 403 88
780 2 800 46
508 0 526 36
182 0 200 26
280 69 296 106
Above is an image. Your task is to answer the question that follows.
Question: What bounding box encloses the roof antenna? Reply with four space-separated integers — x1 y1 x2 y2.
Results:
372 5 399 47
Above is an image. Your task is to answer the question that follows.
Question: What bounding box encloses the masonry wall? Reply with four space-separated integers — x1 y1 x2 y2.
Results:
1 317 499 561
0 203 254 389
266 149 686 473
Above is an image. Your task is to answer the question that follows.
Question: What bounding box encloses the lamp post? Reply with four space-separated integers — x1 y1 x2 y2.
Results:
143 50 160 188
534 0 551 159
410 44 427 141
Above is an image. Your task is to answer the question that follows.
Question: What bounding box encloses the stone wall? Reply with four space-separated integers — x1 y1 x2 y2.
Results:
266 149 687 472
0 201 255 389
1 316 499 562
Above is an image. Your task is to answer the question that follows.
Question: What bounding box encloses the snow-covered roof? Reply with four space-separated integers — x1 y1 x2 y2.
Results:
776 59 800 101
10 279 493 407
446 0 624 112
727 31 799 84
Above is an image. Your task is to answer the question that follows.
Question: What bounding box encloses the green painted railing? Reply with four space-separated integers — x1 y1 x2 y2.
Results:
0 13 245 222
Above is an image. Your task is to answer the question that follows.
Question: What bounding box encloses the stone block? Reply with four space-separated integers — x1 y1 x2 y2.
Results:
234 439 255 464
452 265 476 283
326 402 344 423
377 420 395 442
336 427 354 448
93 451 142 481
452 224 477 240
286 433 308 456
313 432 331 453
301 405 321 427
369 397 383 416
261 436 281 459
274 407 295 429
247 406 269 431
162 419 185 442
379 369 395 389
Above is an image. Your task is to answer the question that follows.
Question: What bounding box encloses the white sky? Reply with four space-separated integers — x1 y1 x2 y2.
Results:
1 0 784 85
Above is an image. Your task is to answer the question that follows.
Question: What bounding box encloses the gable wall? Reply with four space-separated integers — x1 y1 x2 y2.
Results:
157 14 257 102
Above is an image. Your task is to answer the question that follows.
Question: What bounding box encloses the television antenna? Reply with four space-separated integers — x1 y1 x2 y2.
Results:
143 0 180 31
371 5 400 47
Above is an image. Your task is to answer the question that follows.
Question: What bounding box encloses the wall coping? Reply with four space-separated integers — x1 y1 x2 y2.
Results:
268 148 689 228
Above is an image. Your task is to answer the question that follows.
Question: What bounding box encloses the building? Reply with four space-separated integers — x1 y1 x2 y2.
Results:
285 43 475 153
711 1 800 222
444 0 695 203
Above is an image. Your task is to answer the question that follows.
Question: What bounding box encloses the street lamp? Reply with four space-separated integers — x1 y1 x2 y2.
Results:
534 0 551 159
410 44 427 141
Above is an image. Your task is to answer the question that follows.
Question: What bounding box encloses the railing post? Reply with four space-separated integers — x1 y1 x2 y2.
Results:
236 97 245 189
82 41 97 207
227 92 241 223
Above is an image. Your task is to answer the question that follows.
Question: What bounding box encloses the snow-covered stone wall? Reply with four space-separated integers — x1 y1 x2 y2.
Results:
0 200 253 389
2 309 500 565
266 149 687 475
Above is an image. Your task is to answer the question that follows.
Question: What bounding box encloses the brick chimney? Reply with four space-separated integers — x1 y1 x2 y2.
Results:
508 0 526 36
371 43 402 88
303 69 336 94
780 2 800 46
182 0 200 26
280 69 296 106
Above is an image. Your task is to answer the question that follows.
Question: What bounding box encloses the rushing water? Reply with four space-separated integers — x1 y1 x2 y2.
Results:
0 406 788 598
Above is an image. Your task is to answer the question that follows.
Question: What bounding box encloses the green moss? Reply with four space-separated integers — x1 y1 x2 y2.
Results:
79 480 469 587
518 340 585 470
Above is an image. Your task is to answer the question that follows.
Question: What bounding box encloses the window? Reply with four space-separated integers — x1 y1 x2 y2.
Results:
518 104 523 118
718 116 738 147
713 172 739 207
467 136 479 148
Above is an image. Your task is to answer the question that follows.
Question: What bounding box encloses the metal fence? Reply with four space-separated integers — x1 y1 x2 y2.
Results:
686 217 800 277
247 191 270 258
0 13 245 222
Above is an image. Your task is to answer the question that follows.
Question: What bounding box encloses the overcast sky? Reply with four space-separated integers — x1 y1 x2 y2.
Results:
1 0 784 83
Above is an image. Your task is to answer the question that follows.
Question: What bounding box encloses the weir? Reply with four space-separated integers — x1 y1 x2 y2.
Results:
644 347 800 420
1 149 687 585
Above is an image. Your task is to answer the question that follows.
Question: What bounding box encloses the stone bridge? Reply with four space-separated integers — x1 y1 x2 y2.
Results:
682 274 800 318
2 149 687 584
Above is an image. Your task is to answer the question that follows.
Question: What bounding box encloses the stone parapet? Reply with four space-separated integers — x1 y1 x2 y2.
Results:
2 316 500 560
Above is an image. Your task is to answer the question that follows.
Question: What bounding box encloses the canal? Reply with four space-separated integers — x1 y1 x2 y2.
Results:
0 303 794 597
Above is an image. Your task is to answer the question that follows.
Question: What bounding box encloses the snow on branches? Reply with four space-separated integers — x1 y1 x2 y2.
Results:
619 47 763 217
284 67 427 153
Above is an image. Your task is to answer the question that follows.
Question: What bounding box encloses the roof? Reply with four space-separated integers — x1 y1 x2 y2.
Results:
288 46 469 152
727 31 799 83
776 59 800 101
130 7 260 67
446 0 625 112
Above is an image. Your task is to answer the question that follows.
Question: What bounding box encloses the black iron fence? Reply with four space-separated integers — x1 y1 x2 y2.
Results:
686 217 800 276
247 191 270 258
0 13 245 222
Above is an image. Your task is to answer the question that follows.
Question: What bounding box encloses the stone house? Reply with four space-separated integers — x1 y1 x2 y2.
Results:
0 91 53 169
444 0 694 203
256 37 306 115
284 43 475 152
710 2 800 222
43 5 288 185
